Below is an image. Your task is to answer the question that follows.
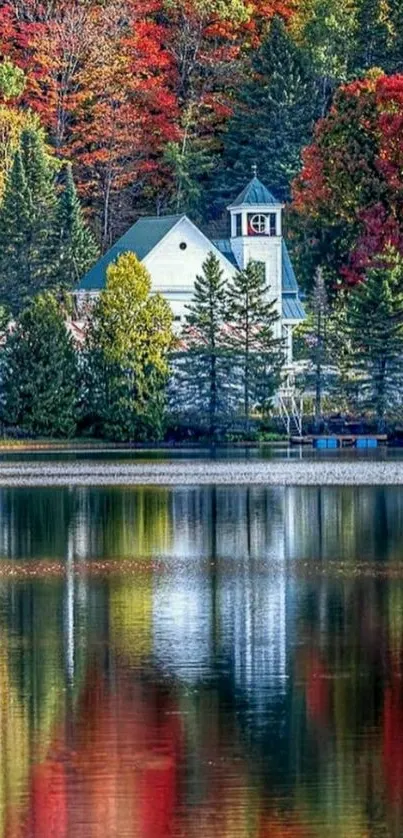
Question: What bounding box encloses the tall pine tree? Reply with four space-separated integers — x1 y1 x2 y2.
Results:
343 247 403 431
0 128 57 313
0 292 77 437
0 132 97 312
0 150 33 314
171 253 230 438
57 164 98 289
216 17 319 207
226 261 284 431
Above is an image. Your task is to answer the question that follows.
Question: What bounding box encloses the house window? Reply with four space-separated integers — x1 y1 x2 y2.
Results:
179 242 187 250
235 213 242 236
269 213 277 236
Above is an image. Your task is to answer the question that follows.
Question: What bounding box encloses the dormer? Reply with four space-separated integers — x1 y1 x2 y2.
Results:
228 173 284 239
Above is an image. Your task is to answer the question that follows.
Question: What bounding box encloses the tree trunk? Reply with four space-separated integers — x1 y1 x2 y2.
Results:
314 309 323 433
209 349 217 440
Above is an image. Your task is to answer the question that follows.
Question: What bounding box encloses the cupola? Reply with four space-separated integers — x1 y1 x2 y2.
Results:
228 167 284 239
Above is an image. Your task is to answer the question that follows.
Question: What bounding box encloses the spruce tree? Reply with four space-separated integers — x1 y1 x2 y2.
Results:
343 248 403 432
0 292 77 437
171 253 230 438
216 17 319 207
310 268 329 427
0 129 57 313
351 0 393 74
20 127 57 279
0 151 33 313
226 261 284 431
57 164 99 289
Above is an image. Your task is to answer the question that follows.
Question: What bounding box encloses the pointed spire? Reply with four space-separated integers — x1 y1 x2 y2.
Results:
252 163 258 177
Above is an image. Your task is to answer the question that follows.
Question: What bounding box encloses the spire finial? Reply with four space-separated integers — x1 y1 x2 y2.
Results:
252 163 258 177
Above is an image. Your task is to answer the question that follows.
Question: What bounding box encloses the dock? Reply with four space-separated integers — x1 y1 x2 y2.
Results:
290 435 388 448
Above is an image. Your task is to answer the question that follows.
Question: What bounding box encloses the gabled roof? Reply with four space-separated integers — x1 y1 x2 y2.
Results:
79 215 184 291
230 176 278 208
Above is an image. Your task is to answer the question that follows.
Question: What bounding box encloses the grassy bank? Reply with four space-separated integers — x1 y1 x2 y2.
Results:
0 436 288 451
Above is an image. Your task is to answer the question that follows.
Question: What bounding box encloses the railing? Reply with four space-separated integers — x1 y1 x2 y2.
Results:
277 389 303 437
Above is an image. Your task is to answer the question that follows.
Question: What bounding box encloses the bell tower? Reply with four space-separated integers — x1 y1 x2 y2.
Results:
228 168 284 309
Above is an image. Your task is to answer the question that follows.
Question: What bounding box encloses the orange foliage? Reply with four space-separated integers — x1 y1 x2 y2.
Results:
0 0 294 244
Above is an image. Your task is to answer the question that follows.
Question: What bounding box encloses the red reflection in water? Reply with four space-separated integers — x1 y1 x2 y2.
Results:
10 666 183 838
384 672 403 805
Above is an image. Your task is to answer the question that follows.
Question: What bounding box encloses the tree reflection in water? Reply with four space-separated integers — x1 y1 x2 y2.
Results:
0 484 400 835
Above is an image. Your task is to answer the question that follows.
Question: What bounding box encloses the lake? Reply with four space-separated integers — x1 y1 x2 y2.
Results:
0 472 402 836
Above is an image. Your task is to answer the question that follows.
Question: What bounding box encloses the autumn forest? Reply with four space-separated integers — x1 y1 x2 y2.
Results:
0 0 402 287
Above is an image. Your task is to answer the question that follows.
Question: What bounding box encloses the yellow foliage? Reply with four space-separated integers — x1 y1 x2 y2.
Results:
0 106 42 202
96 251 174 373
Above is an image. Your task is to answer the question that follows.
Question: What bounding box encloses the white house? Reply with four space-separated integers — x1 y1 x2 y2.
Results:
78 174 305 363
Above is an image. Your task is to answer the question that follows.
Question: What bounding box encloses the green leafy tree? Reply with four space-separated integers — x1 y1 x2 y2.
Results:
343 247 403 431
351 0 401 75
217 17 319 206
226 261 284 431
83 252 173 441
0 59 25 101
353 0 390 71
171 253 230 438
0 292 77 437
57 163 99 289
290 0 358 115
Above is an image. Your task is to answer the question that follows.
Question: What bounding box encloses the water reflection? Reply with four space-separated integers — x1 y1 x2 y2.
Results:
0 485 402 834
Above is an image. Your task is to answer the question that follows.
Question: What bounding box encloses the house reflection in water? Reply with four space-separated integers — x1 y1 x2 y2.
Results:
0 484 401 835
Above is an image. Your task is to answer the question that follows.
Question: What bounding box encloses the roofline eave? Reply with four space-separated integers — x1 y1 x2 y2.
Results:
227 201 284 212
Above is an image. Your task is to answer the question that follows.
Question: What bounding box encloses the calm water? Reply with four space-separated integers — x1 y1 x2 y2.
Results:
0 481 403 836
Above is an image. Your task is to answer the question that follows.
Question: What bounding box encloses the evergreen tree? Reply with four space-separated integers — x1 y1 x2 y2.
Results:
216 17 319 207
226 261 284 431
388 0 403 72
0 292 77 437
351 0 394 74
82 252 173 441
343 247 403 431
171 253 230 438
164 139 215 220
311 268 328 425
294 272 348 419
57 164 99 288
0 150 33 313
0 128 57 313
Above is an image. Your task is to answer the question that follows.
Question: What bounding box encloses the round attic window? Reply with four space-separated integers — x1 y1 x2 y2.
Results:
250 214 267 234
179 242 187 250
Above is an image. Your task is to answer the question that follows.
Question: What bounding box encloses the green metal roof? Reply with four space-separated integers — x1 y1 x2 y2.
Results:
79 215 184 291
211 239 238 268
282 294 305 321
282 241 298 292
231 176 278 207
